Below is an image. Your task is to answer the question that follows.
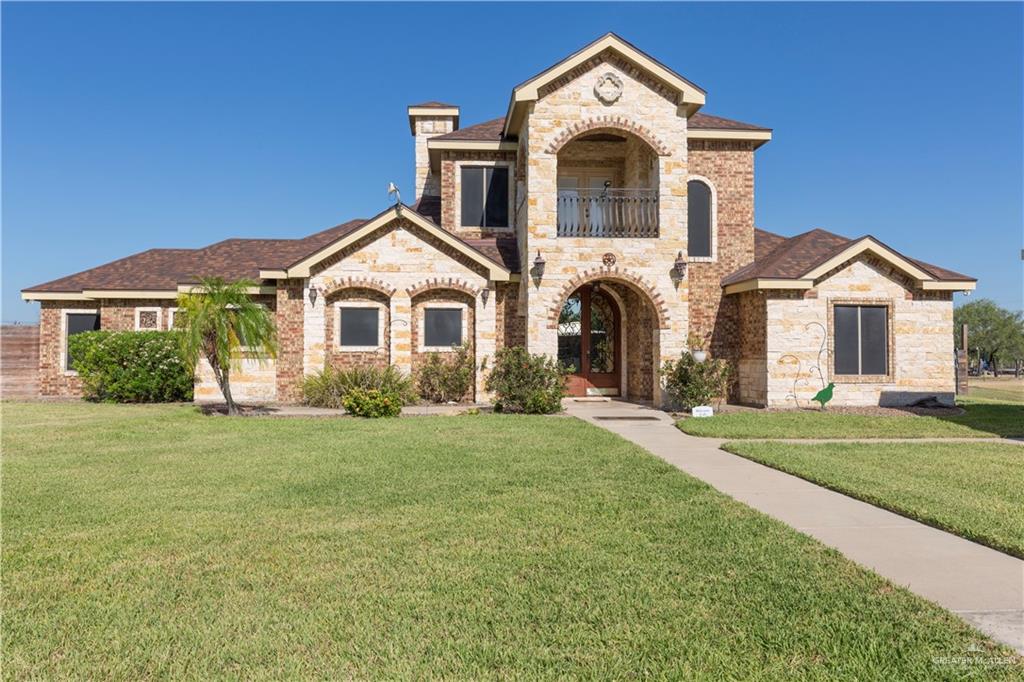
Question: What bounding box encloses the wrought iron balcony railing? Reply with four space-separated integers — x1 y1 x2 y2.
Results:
557 188 659 238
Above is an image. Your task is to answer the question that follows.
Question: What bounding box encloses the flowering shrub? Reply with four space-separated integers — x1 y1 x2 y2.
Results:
303 365 415 409
68 331 193 403
341 387 403 418
417 344 475 403
661 351 732 410
485 346 568 414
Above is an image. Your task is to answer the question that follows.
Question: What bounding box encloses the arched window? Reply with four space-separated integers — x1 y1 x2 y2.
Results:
687 179 714 259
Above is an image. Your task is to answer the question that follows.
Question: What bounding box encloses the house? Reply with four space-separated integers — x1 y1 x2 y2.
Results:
21 33 976 408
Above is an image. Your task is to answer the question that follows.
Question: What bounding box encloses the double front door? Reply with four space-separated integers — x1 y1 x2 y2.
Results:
557 285 621 396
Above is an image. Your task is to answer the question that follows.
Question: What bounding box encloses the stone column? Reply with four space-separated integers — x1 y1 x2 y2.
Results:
302 279 326 376
390 293 413 375
475 286 497 401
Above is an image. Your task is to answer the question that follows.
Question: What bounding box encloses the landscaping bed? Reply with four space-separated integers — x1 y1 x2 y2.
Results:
3 401 1020 679
722 440 1024 558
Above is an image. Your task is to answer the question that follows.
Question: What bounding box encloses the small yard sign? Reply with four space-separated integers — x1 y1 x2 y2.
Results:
692 406 714 418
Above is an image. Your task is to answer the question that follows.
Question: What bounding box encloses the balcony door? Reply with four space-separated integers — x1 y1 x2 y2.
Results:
557 284 621 396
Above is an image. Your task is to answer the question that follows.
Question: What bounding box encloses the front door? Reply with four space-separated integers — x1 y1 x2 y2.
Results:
557 285 621 396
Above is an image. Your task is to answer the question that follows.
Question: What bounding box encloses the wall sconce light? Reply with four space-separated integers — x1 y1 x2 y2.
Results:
480 287 490 306
673 251 687 280
531 251 546 285
308 286 319 307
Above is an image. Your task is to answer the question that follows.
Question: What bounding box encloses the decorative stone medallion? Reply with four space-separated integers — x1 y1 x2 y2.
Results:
602 252 617 268
594 72 623 105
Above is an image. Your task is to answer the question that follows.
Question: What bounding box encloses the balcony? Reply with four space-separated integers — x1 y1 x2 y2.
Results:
557 188 659 238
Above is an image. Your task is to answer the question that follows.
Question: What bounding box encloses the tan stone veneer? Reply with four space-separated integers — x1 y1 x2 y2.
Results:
518 53 690 404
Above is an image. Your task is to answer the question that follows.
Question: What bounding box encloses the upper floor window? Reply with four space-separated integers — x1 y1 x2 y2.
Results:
834 304 889 377
461 166 509 228
687 179 714 259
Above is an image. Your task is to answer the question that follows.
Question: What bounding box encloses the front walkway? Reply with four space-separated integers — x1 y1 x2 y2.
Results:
564 399 1024 654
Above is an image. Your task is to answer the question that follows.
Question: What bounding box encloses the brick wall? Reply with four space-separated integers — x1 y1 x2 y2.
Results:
735 290 767 405
687 140 756 363
324 288 391 371
275 281 305 403
410 288 476 402
440 150 517 238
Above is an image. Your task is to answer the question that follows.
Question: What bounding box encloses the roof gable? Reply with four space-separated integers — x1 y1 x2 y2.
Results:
503 33 706 136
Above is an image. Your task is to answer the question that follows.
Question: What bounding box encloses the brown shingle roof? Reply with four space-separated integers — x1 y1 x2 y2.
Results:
725 228 974 286
434 111 770 143
409 101 458 109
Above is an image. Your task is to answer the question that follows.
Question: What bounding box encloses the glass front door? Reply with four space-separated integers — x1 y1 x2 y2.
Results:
557 285 620 396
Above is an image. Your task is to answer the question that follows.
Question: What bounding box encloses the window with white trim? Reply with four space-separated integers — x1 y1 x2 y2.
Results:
834 305 889 376
64 311 100 371
167 307 181 329
135 307 162 331
422 305 465 350
687 179 714 259
460 166 509 228
336 302 384 350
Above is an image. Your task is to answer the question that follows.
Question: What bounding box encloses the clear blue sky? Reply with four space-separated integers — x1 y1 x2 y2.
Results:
3 2 1022 322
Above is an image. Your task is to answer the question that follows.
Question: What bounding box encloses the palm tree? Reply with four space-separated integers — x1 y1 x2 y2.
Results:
177 277 277 415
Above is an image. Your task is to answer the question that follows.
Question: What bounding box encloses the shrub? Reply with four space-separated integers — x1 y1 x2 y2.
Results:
341 388 403 418
486 346 568 414
417 344 475 403
68 331 193 403
661 351 732 410
302 365 415 409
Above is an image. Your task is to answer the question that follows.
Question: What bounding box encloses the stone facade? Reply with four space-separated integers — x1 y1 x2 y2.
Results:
31 38 967 409
519 53 690 404
758 256 955 407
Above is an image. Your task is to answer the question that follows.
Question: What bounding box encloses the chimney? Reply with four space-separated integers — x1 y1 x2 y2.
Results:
408 102 459 200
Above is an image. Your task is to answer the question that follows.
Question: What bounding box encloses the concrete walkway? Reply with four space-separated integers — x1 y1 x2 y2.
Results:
565 399 1024 654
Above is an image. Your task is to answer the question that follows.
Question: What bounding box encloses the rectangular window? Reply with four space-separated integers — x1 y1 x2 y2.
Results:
424 308 463 348
834 305 888 376
461 166 509 228
338 306 380 348
65 312 100 371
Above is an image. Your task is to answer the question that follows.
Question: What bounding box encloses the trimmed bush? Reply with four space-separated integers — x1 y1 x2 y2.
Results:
417 344 475 403
341 388 403 418
302 365 416 409
68 331 193 403
661 352 732 410
485 346 568 414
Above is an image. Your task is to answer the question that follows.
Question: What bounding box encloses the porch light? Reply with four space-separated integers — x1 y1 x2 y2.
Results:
673 251 687 279
480 287 490 306
308 286 319 307
532 251 546 280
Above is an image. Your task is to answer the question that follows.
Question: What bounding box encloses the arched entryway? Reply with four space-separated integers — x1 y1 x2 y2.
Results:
558 283 622 396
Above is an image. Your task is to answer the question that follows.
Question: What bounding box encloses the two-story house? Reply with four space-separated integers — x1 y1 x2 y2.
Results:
22 34 976 407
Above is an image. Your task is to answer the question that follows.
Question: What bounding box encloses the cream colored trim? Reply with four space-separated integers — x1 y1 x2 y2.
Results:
167 307 179 330
258 269 288 280
504 34 706 136
804 239 934 283
61 308 98 375
419 302 469 352
688 129 772 146
175 285 276 295
454 159 515 231
686 175 717 263
21 291 91 301
283 207 512 281
723 279 815 295
335 301 386 352
427 140 518 152
408 106 460 118
921 280 977 291
134 306 163 331
82 290 178 299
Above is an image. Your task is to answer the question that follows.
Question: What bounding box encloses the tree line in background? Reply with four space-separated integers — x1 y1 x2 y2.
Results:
954 299 1024 377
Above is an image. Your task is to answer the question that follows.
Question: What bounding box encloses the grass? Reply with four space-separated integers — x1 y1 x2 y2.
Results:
968 377 1024 404
722 441 1024 558
678 399 1024 439
3 401 1021 679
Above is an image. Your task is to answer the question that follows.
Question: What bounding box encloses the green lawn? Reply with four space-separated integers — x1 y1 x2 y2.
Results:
678 400 1024 439
722 441 1024 558
3 402 1020 679
968 377 1024 404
